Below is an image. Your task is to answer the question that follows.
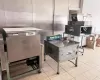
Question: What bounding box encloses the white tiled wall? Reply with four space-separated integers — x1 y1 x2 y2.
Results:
83 0 100 34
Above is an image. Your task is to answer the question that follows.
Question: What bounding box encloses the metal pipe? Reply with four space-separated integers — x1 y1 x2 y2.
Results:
31 0 34 27
79 0 84 13
52 0 55 35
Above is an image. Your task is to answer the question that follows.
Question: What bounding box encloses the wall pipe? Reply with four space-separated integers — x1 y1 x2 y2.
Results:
52 0 55 35
79 0 84 13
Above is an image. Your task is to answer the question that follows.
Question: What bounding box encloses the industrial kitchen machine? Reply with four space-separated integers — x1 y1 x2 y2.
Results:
0 28 42 80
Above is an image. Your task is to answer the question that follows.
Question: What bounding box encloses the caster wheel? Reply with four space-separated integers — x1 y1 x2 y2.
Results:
38 70 41 73
57 72 59 74
75 65 77 67
44 59 46 61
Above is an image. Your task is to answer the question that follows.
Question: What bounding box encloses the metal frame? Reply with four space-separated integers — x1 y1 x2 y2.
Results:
5 36 42 80
0 60 2 80
63 32 84 55
79 35 84 55
44 40 79 74
5 55 42 80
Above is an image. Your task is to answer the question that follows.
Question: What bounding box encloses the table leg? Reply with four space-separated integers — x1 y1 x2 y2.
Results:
63 33 65 38
75 57 78 67
0 61 2 80
44 53 46 61
6 62 11 80
57 62 60 74
38 56 42 73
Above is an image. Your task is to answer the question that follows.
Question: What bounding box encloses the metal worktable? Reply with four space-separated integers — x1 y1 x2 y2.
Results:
44 40 79 74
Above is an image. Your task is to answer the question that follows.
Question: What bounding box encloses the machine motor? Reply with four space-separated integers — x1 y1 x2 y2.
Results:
26 56 39 70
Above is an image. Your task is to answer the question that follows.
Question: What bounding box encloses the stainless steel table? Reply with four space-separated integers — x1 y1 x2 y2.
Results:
44 40 79 74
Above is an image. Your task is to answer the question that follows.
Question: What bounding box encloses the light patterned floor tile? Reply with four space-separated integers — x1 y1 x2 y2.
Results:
67 65 88 77
82 70 98 80
46 60 66 74
18 74 37 80
84 62 98 68
35 72 48 80
48 72 73 80
60 72 73 80
93 65 100 72
93 77 100 80
74 74 88 80
50 76 63 80
44 69 56 77
70 79 75 80
3 47 100 80
42 65 55 72
60 61 75 72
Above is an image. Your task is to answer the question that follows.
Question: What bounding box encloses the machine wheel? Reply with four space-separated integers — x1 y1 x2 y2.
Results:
57 72 59 74
38 70 41 73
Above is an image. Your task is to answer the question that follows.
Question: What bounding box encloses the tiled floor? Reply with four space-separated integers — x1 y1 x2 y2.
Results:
10 47 100 80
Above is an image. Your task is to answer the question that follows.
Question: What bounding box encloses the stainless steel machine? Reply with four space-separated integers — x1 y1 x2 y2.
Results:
64 13 92 55
0 28 42 80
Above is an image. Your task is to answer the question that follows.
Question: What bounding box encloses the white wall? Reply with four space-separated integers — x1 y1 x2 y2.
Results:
83 0 100 34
